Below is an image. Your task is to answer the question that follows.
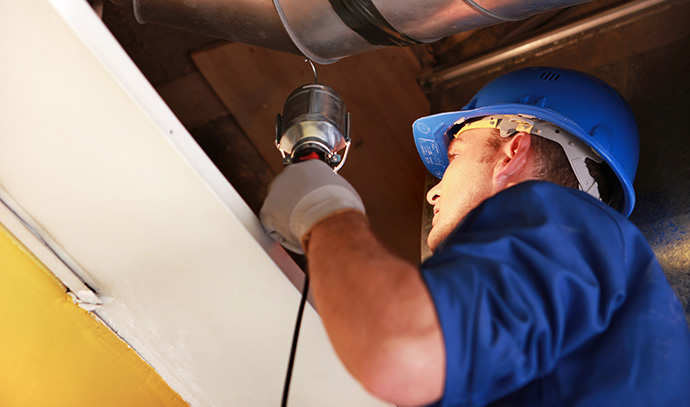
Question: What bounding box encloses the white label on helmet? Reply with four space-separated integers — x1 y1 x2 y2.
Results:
417 138 444 165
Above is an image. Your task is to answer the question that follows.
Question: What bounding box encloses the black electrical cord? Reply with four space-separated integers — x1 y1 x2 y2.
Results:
281 272 310 407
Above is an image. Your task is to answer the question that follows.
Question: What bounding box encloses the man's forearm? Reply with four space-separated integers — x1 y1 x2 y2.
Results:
306 210 445 406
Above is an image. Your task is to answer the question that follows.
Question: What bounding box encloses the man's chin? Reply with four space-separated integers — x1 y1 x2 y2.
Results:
427 223 455 253
427 233 440 254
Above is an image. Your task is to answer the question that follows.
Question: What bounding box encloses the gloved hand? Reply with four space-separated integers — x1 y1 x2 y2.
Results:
260 159 366 254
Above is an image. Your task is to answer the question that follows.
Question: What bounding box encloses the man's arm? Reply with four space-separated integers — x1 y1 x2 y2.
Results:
260 160 445 405
306 210 445 406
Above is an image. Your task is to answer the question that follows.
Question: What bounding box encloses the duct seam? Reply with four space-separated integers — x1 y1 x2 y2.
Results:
327 0 423 47
462 0 525 22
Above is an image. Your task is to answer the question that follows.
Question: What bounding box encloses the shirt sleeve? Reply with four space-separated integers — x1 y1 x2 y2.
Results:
420 182 631 407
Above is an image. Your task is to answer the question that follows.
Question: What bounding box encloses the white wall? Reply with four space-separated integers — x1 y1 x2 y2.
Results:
0 1 389 406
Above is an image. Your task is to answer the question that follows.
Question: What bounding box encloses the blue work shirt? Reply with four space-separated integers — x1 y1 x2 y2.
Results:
421 181 690 407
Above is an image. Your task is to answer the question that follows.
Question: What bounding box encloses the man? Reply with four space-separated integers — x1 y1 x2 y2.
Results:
261 67 690 406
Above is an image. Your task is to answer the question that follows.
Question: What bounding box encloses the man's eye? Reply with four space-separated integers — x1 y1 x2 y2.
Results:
448 152 459 162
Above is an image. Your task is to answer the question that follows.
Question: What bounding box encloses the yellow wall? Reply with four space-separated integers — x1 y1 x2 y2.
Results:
0 222 188 407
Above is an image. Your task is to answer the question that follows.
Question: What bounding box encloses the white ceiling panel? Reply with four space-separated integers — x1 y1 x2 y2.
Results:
0 1 389 405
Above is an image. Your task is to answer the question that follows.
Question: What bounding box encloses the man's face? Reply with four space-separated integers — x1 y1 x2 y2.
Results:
426 128 499 252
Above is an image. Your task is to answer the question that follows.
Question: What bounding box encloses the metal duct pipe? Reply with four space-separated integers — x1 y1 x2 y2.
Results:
111 0 594 64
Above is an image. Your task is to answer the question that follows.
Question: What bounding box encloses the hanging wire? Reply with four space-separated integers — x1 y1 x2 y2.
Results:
280 272 310 407
306 58 318 83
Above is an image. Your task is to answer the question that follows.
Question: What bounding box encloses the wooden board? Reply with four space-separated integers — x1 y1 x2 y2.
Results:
192 44 430 263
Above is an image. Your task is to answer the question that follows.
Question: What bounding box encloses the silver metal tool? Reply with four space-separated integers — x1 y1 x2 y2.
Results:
274 60 351 172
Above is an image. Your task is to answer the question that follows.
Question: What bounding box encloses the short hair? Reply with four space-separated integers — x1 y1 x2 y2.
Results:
486 129 619 204
529 134 579 189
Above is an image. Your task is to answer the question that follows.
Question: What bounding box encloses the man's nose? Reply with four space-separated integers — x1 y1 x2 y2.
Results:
427 182 441 205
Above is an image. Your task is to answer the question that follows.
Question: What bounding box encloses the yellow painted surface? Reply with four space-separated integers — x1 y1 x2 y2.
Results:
0 222 189 407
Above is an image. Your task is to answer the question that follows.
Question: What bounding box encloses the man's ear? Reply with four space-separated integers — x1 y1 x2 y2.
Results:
493 131 533 184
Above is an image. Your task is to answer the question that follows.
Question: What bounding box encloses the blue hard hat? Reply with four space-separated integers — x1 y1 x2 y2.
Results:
413 66 639 217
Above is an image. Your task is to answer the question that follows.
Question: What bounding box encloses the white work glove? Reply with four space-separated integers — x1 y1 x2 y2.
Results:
260 159 366 254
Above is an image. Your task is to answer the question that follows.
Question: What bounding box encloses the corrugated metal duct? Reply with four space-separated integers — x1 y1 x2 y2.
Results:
111 0 594 63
